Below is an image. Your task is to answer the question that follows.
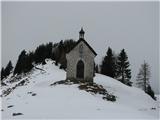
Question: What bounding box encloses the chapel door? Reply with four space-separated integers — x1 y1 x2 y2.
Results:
76 60 84 79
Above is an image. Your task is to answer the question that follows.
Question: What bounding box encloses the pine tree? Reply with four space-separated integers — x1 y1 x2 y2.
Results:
24 52 34 73
14 50 27 74
95 64 99 73
113 53 119 79
136 61 150 92
1 67 7 86
117 49 132 86
34 44 46 64
136 61 155 100
101 47 116 78
1 67 5 80
46 42 53 59
53 39 76 68
59 40 66 69
146 85 156 100
14 50 34 74
4 61 13 77
1 61 13 80
54 40 64 65
63 39 76 53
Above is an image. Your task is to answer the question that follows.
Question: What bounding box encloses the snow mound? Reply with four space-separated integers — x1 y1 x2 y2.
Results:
1 59 159 119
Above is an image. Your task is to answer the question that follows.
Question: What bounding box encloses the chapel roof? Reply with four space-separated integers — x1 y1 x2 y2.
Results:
68 38 97 56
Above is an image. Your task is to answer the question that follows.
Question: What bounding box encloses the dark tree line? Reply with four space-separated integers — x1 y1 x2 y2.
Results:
1 61 13 80
13 39 76 75
53 39 77 69
14 50 34 74
34 42 53 64
100 47 132 86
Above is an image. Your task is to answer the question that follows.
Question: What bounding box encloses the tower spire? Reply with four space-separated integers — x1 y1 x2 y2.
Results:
79 27 85 39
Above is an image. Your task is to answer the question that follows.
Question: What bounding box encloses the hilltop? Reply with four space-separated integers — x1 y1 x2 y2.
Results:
1 59 159 119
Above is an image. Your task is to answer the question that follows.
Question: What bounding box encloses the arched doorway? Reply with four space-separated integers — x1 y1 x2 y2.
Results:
76 60 84 79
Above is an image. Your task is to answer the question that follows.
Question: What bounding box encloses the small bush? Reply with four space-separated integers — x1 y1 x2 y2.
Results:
32 93 36 96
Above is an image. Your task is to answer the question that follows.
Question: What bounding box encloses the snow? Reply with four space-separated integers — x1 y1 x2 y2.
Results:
1 59 159 119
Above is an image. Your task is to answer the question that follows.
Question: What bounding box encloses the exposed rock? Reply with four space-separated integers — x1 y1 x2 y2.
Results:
51 79 116 102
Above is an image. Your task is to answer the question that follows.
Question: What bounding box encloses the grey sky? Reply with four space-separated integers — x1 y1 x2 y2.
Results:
2 2 159 94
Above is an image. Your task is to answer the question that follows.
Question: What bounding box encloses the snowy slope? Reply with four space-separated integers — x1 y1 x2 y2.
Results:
1 59 159 119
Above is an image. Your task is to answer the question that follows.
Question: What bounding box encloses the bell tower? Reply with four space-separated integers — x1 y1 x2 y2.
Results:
79 27 85 39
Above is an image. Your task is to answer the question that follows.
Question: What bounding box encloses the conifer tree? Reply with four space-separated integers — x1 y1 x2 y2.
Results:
24 52 34 72
101 47 116 78
136 61 150 91
45 42 53 59
136 61 156 100
5 61 13 76
1 67 5 80
34 44 46 64
113 53 119 79
95 64 99 73
14 50 27 74
117 49 132 86
146 85 156 100
55 40 64 65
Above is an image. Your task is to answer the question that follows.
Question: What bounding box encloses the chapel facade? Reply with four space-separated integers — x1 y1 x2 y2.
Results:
66 28 97 82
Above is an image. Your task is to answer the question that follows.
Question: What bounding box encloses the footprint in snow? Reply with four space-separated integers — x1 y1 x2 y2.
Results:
151 107 156 110
27 92 37 96
27 92 32 94
12 113 23 116
32 93 37 96
7 105 14 108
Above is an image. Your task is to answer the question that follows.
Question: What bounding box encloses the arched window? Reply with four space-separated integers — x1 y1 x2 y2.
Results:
76 60 84 79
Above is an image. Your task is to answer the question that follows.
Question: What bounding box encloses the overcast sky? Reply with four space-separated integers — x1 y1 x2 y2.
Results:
2 1 159 94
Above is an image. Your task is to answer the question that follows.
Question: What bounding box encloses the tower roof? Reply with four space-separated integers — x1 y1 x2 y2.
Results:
79 27 85 34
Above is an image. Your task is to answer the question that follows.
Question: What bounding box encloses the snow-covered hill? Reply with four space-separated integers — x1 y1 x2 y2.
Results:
1 59 159 119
